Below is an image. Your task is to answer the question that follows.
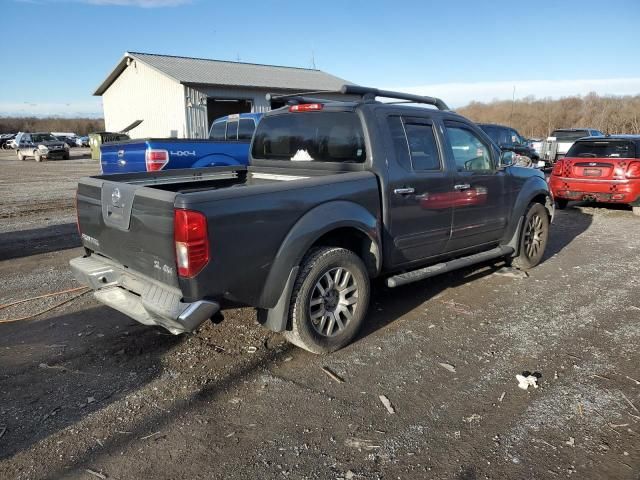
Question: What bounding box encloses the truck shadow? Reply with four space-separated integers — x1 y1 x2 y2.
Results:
357 206 594 341
0 223 81 261
0 306 184 461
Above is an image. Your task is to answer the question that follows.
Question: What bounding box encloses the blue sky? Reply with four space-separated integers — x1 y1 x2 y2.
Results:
2 0 640 116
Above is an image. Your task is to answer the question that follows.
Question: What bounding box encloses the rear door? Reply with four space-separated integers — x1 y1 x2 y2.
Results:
384 114 455 266
442 120 510 251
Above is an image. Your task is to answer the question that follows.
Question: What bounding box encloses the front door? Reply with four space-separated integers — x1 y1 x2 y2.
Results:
384 115 455 267
442 121 510 251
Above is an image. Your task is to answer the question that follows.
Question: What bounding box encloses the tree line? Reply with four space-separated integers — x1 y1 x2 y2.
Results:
0 117 105 136
457 92 640 139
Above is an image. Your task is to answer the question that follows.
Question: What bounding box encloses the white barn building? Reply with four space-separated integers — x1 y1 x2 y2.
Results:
94 52 353 139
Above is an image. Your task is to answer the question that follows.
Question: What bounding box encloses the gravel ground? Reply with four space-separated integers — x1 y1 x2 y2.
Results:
0 153 639 479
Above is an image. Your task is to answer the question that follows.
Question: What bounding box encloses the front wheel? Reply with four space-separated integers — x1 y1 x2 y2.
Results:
284 247 370 354
510 202 550 271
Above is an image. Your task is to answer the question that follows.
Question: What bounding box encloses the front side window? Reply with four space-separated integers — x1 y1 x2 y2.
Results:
446 126 493 171
252 112 366 163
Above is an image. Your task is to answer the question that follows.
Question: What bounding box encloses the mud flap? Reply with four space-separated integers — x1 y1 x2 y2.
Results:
256 266 299 332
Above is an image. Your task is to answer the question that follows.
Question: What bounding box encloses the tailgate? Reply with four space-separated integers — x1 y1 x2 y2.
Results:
76 176 179 287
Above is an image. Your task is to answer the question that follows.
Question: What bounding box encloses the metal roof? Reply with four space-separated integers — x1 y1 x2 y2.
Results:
94 52 353 96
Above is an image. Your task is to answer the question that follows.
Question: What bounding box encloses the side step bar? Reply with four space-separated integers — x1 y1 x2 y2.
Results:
386 246 514 288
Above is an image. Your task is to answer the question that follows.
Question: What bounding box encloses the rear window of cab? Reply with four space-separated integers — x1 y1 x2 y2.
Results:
252 112 366 163
567 140 637 159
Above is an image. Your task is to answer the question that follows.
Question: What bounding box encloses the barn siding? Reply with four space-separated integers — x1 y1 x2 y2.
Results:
102 60 186 138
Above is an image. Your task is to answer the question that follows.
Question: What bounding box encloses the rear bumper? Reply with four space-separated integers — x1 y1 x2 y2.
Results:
69 255 218 334
549 177 640 204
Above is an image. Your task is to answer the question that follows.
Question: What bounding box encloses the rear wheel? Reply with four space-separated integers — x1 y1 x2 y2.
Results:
510 202 550 271
284 247 370 354
556 199 569 210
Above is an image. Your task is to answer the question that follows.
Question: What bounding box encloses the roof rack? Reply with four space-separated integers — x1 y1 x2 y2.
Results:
341 85 449 110
265 85 450 111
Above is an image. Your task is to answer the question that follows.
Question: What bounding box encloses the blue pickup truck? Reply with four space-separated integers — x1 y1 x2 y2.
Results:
100 113 262 174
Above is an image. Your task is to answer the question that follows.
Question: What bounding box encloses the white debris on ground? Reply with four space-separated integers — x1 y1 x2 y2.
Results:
516 374 539 390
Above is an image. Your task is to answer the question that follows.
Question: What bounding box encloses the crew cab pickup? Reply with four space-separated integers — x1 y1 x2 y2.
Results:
71 86 554 353
100 113 262 174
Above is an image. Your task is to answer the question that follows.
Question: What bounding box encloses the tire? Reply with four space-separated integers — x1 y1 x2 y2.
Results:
511 202 550 271
555 199 569 210
63 153 70 160
17 150 25 161
283 247 370 354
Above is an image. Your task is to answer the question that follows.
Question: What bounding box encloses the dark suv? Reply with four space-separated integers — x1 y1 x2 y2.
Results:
478 124 541 166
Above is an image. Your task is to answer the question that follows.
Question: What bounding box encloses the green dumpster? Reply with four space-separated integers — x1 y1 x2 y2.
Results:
89 132 130 161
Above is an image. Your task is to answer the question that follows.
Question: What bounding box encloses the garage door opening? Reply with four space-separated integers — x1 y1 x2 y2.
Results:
207 99 252 129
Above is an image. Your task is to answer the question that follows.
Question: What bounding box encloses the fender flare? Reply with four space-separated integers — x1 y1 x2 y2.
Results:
256 200 381 332
503 176 554 253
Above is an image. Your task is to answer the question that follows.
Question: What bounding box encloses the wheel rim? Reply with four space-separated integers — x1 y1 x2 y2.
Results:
523 213 544 259
309 267 358 337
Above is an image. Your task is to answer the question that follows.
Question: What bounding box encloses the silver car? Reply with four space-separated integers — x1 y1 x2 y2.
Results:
15 132 70 161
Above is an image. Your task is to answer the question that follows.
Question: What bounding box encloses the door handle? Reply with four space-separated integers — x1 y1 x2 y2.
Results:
454 183 471 191
393 187 415 195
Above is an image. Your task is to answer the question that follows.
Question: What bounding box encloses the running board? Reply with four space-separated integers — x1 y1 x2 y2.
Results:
386 246 514 288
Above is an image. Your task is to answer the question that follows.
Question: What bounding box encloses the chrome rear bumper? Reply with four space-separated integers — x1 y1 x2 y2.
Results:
70 255 218 334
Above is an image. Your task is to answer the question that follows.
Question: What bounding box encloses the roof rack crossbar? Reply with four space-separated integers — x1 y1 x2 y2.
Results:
264 85 450 111
341 85 449 110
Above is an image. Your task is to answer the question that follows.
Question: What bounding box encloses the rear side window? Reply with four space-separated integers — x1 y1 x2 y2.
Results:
567 141 636 158
226 121 239 140
210 121 226 140
404 124 441 170
237 118 255 140
252 112 366 163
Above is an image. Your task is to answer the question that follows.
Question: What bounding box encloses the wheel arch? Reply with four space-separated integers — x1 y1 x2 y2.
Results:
256 200 381 332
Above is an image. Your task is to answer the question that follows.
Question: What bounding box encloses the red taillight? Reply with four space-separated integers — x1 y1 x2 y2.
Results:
146 149 169 172
174 209 209 278
551 160 564 176
626 161 640 179
289 103 323 112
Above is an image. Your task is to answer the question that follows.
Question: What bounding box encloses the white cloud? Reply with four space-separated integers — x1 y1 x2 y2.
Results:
0 101 103 118
389 78 640 108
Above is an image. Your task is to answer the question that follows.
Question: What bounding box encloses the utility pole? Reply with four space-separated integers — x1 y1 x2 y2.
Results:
311 50 316 69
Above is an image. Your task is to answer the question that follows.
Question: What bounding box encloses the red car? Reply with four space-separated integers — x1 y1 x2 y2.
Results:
549 136 640 216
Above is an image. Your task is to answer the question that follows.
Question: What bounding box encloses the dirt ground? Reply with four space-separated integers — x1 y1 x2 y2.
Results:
0 150 639 480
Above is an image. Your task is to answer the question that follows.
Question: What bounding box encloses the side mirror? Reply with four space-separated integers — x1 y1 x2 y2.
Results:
500 150 515 167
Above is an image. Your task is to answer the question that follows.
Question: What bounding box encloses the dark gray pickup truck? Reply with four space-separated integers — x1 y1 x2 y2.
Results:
71 86 553 353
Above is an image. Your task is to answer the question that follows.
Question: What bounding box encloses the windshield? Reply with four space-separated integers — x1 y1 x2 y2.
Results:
252 112 366 163
567 141 636 158
480 125 524 145
32 133 57 142
552 130 590 142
